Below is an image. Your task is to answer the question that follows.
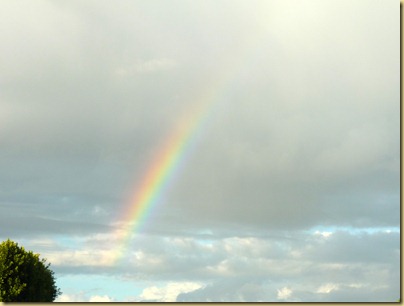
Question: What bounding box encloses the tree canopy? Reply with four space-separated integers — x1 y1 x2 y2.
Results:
0 239 61 302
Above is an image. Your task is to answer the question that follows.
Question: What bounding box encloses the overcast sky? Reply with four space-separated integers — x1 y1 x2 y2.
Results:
0 0 400 302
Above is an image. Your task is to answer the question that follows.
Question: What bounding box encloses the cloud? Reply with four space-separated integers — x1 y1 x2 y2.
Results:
316 283 339 294
138 282 203 302
115 58 177 77
27 228 397 301
0 0 398 237
314 231 333 238
89 295 114 302
277 287 292 300
0 215 112 238
177 279 267 302
55 292 87 302
55 293 114 302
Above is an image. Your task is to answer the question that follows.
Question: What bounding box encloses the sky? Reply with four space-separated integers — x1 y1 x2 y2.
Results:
0 0 400 302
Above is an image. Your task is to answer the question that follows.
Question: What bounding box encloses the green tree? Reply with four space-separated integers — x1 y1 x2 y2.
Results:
0 239 61 302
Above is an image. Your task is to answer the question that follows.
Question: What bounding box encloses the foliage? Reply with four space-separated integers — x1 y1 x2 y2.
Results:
0 239 61 302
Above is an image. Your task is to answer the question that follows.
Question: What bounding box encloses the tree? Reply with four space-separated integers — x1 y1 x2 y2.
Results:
0 239 61 302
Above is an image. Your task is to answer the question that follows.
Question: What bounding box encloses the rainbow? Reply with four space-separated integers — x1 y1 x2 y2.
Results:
109 86 222 264
108 22 271 264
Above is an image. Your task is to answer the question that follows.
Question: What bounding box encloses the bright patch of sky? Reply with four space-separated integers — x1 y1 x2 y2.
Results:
54 274 144 302
308 226 400 236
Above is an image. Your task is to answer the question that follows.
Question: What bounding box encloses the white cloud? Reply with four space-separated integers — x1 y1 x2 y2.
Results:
89 295 114 302
206 259 232 276
139 282 203 302
45 248 116 267
314 231 333 238
54 294 73 302
277 287 292 300
91 205 108 216
317 283 339 294
55 292 86 302
55 293 114 302
38 229 399 301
